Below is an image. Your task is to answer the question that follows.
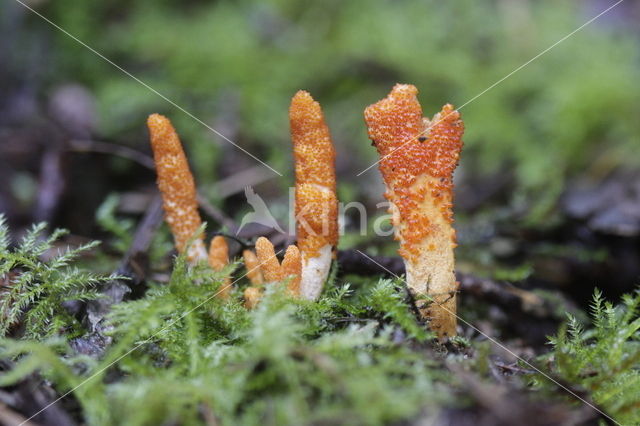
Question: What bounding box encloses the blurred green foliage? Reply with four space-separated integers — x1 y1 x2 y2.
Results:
25 0 640 214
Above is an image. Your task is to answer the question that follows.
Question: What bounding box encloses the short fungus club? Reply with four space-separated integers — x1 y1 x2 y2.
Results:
243 237 302 308
208 235 231 299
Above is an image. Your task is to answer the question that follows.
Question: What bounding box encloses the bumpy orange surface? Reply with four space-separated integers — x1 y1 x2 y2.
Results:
147 114 203 254
208 236 229 270
244 287 262 309
281 245 302 295
245 239 302 305
364 84 464 261
209 236 230 298
255 237 283 282
243 249 264 285
289 91 338 257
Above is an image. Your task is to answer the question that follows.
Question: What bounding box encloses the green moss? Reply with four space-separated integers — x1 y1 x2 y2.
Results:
541 288 640 424
0 216 115 339
2 217 638 424
0 219 451 425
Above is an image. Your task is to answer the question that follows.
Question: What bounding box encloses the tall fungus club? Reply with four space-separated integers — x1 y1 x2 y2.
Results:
147 114 231 299
364 84 464 340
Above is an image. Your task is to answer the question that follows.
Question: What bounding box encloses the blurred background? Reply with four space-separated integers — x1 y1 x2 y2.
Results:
1 0 639 307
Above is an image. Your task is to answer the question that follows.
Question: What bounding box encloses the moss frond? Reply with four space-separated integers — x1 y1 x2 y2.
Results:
545 288 640 424
0 215 117 339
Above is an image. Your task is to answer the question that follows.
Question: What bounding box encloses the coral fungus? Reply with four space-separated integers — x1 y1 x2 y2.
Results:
147 114 207 264
209 236 231 298
289 91 339 300
364 84 464 339
242 249 264 286
243 237 302 308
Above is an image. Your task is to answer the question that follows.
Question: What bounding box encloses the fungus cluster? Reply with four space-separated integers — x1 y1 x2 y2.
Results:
147 91 338 304
243 237 302 308
147 83 463 339
240 91 339 302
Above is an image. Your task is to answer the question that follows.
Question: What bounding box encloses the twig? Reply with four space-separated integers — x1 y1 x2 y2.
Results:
68 138 155 169
493 360 536 375
197 193 237 233
75 195 164 357
337 249 404 276
117 194 164 281
211 164 276 199
446 362 601 425
337 249 554 319
0 360 77 426
0 402 41 426
34 149 65 223
210 232 250 250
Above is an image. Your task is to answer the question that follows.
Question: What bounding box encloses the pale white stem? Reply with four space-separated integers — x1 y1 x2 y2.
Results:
300 244 332 300
187 240 208 265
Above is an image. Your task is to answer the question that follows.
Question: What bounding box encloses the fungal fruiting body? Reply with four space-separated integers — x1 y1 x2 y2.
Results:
243 237 302 307
243 287 262 310
242 249 264 286
242 249 263 308
147 114 207 264
209 236 231 298
243 90 336 305
255 237 284 283
289 91 339 300
281 245 302 296
364 84 464 339
255 238 301 294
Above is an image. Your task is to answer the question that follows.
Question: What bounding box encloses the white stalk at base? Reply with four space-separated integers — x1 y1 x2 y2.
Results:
187 240 208 265
300 244 332 300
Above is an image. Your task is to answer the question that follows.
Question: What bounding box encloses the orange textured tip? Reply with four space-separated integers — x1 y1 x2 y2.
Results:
243 286 262 309
364 84 464 262
281 245 302 296
209 236 230 299
290 91 338 258
208 236 229 270
255 237 283 282
243 249 264 285
147 114 204 256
